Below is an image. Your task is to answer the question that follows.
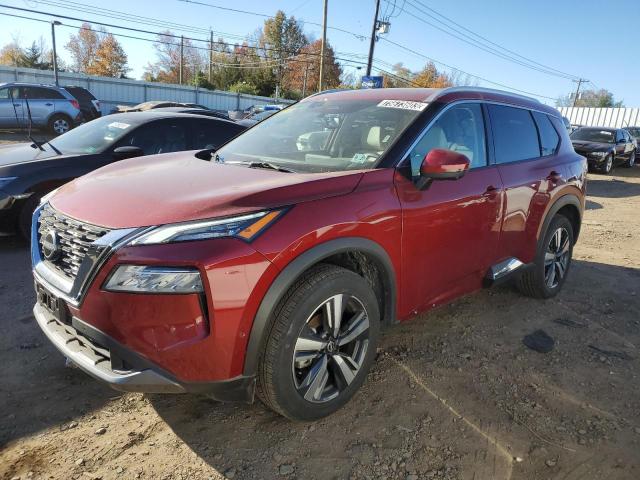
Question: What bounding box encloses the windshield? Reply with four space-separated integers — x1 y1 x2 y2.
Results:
49 116 135 154
570 128 615 143
217 96 425 173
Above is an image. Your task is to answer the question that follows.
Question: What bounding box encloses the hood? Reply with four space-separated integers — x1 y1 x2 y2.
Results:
50 152 365 229
571 140 612 152
0 142 60 167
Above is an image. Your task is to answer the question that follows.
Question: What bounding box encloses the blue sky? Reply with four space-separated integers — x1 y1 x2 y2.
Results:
0 0 637 106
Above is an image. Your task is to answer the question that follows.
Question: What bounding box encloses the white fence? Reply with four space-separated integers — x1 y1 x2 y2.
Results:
0 66 294 114
559 107 640 129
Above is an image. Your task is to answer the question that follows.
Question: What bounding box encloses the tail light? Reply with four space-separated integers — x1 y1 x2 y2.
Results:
70 99 80 110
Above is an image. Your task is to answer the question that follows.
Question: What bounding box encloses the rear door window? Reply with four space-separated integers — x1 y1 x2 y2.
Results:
488 104 540 163
23 87 65 100
532 111 560 156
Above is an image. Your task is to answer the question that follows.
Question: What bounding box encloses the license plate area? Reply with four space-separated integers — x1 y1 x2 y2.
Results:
36 282 71 324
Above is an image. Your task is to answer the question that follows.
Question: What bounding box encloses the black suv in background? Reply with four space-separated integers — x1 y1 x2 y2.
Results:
570 127 636 173
64 86 101 121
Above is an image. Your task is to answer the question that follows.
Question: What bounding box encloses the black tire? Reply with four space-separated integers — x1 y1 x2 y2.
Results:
256 264 380 421
19 194 40 241
48 114 72 135
600 153 614 174
622 150 636 168
517 215 574 299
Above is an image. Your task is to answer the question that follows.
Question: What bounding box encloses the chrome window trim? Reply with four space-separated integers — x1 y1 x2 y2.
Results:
397 99 561 170
31 203 141 307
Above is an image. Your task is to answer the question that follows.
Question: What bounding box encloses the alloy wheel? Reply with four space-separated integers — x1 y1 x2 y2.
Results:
544 227 570 289
53 119 69 134
292 293 370 403
604 155 613 173
630 151 636 167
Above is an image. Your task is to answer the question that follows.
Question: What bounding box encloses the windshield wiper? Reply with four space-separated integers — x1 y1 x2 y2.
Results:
247 161 296 173
46 141 62 155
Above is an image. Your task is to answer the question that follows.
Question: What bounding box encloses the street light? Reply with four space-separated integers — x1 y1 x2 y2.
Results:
51 20 61 86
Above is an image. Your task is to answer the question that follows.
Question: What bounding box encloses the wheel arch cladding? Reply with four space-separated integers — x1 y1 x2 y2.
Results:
242 237 397 377
540 194 582 243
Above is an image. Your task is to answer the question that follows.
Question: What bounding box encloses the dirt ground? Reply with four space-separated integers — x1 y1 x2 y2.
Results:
1 136 639 479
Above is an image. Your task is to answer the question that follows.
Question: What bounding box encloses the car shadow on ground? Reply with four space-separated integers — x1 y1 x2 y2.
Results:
148 259 640 480
587 168 640 199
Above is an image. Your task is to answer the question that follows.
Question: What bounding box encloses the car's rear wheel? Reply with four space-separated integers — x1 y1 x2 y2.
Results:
517 215 574 299
601 154 614 174
623 150 636 168
257 264 380 421
48 114 71 135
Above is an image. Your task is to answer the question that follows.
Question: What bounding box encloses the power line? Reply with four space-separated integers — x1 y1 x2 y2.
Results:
0 5 362 64
408 0 580 81
176 0 369 41
379 37 557 101
399 0 579 81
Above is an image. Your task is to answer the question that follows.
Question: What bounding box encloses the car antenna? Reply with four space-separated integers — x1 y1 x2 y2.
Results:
9 88 43 151
23 91 46 151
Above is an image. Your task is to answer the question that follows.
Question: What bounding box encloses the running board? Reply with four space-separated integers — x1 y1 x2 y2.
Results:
484 257 525 286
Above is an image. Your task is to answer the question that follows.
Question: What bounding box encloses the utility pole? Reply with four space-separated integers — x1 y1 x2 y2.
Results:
366 0 381 76
179 35 184 85
208 30 213 83
302 63 310 97
51 21 61 86
318 0 328 92
572 78 587 107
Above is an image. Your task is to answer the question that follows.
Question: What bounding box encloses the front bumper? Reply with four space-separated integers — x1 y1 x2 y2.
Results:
33 302 256 401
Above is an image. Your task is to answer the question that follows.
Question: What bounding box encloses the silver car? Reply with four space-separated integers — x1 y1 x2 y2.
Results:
0 82 83 134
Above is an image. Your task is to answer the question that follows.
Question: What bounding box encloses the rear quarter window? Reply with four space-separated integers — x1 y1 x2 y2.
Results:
532 111 560 156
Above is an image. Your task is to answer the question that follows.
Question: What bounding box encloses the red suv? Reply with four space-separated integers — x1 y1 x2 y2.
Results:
32 87 586 420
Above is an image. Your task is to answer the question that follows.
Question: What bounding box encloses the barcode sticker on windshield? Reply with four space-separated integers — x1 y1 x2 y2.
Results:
377 100 428 111
108 122 131 129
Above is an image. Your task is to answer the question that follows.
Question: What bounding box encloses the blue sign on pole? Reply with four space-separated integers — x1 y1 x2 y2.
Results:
361 76 384 89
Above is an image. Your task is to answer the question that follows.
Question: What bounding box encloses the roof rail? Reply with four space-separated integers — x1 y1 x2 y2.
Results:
437 86 541 104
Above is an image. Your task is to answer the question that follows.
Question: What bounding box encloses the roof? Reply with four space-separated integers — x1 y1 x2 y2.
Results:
305 86 559 117
106 110 239 125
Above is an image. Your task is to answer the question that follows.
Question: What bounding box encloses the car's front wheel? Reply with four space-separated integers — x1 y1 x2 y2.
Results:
257 264 380 421
623 150 636 168
601 154 614 174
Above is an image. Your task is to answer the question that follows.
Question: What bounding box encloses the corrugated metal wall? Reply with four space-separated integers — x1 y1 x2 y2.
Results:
0 66 294 114
559 107 640 128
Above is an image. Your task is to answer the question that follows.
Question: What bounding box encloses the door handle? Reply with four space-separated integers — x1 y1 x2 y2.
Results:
45 102 53 106
13 103 22 107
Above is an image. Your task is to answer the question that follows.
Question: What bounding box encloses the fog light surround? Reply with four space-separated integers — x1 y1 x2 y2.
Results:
104 265 204 294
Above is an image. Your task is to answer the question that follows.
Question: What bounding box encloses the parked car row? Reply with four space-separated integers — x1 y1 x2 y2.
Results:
570 125 637 173
9 86 589 421
1 81 286 136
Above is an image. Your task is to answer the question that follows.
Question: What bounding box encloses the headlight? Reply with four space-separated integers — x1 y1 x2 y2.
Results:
589 151 608 157
104 265 203 293
129 209 286 245
0 176 17 190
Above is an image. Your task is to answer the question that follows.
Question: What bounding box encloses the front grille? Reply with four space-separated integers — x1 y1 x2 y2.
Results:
38 204 111 279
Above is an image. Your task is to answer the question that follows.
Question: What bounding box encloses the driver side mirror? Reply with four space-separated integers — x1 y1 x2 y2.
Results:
113 146 144 160
416 148 470 190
